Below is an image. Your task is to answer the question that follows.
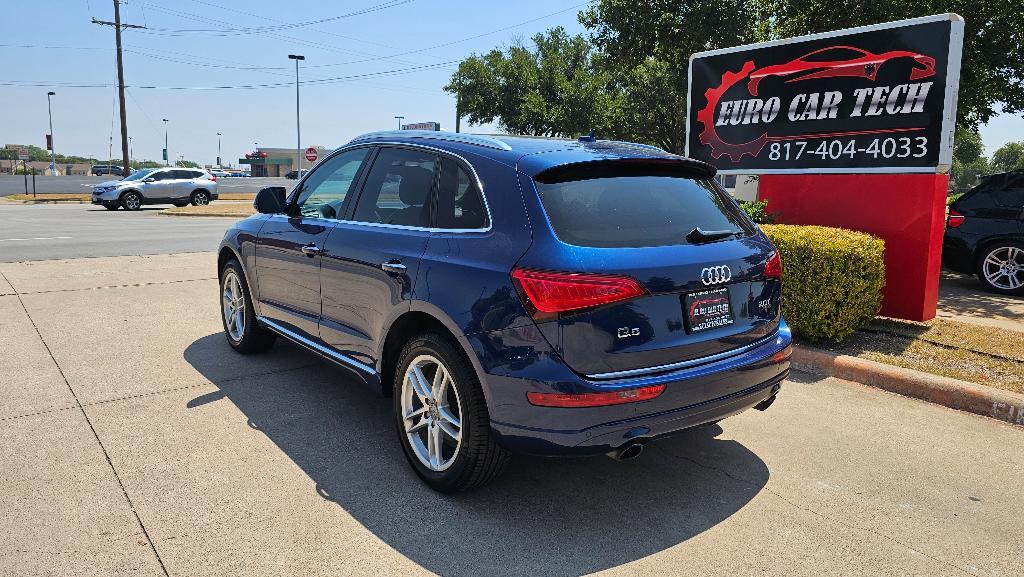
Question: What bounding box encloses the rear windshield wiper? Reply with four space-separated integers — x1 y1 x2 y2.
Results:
686 227 743 244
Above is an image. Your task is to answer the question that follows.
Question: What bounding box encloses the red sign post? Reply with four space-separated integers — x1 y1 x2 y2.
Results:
304 147 318 163
686 14 965 321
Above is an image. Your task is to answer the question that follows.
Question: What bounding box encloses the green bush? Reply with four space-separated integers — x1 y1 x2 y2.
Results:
738 199 774 223
761 224 885 342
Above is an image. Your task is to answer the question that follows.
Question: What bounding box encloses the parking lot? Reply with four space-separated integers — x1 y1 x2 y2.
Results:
0 174 286 198
1 207 1022 576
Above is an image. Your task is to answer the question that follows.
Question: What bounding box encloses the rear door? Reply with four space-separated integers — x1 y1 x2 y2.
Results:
254 147 371 338
518 161 780 378
319 146 434 367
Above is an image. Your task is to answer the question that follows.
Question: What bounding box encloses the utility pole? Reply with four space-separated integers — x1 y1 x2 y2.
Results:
92 1 145 177
46 91 56 175
128 135 133 169
162 119 169 166
288 55 304 175
216 132 222 167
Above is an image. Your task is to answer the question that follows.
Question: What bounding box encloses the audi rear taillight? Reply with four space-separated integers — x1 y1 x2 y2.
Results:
764 251 782 280
947 209 965 228
511 268 647 317
527 385 666 408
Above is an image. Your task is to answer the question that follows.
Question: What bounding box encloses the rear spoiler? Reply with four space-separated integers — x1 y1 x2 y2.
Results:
533 157 717 184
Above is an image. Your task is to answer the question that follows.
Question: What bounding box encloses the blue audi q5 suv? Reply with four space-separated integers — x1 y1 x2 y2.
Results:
218 131 792 492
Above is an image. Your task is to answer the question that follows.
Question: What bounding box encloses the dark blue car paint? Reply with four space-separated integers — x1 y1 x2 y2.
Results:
219 134 792 456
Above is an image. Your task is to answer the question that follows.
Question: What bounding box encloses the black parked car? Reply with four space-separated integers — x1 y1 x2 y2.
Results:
943 170 1024 295
92 165 124 176
284 169 307 179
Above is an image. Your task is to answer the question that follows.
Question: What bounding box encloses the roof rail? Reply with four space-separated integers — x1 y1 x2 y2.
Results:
348 130 513 151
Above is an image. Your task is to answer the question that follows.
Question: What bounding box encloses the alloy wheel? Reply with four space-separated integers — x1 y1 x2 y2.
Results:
221 269 246 341
401 354 464 471
982 246 1024 290
193 191 210 205
123 193 141 210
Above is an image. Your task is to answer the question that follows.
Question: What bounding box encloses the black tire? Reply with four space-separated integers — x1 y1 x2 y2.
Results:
393 332 509 492
975 241 1024 296
191 190 211 206
103 203 119 211
120 191 142 211
219 259 276 353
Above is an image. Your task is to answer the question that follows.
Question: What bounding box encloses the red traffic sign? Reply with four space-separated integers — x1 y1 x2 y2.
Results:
304 147 318 163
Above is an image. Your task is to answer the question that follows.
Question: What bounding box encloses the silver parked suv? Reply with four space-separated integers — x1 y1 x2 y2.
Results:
91 167 219 211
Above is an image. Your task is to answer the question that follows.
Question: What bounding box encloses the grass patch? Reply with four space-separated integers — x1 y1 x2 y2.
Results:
161 203 255 217
5 192 255 202
807 317 1024 394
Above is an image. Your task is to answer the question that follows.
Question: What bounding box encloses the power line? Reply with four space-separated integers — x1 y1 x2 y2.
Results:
0 59 459 90
134 0 413 35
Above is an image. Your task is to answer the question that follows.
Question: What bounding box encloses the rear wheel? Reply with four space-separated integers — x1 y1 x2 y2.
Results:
976 241 1024 295
191 190 210 206
394 332 508 492
120 191 142 211
220 259 276 353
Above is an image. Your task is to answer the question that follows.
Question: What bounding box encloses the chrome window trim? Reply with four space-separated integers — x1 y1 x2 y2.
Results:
323 141 493 234
349 130 513 152
258 316 377 375
586 330 780 380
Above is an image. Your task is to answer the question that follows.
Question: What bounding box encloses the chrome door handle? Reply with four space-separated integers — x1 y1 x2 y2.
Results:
381 260 407 273
301 244 321 257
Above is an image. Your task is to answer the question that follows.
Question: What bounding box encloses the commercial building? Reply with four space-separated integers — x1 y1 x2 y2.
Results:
239 146 331 177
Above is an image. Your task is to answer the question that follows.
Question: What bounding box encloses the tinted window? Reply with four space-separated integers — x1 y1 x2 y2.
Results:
294 148 369 219
352 147 436 227
436 157 488 229
534 164 752 248
995 174 1024 208
150 170 173 181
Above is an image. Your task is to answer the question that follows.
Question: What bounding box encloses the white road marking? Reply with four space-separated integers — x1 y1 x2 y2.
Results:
0 236 73 242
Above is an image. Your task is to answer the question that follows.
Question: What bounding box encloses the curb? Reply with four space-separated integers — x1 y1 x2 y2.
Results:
159 211 251 218
793 345 1024 427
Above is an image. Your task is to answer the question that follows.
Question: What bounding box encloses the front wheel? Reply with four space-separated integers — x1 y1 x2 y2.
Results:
103 203 119 211
394 332 509 492
976 242 1024 295
120 191 142 211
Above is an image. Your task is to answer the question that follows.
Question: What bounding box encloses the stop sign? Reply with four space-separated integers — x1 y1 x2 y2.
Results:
304 147 318 163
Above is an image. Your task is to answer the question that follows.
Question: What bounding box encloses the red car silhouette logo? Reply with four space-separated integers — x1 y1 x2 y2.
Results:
747 45 936 96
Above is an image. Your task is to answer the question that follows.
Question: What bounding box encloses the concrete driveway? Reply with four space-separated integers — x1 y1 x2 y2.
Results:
1 253 1022 576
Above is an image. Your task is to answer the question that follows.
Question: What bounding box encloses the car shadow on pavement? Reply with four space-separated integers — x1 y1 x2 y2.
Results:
184 333 769 577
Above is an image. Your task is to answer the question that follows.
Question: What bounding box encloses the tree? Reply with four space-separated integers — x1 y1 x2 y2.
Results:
446 27 615 138
762 0 1024 131
990 141 1024 172
175 159 200 168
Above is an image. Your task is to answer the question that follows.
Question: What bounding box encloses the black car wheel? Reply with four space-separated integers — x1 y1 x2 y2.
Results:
976 241 1024 295
191 190 210 206
393 332 509 492
120 191 142 211
220 259 277 353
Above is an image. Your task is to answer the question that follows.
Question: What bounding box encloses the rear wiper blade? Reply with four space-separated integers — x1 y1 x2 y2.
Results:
686 227 743 244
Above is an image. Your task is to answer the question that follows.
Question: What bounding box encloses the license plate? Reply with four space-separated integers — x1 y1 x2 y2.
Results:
684 287 734 333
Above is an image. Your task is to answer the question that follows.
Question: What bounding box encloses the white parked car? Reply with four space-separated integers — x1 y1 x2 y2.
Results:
91 167 219 211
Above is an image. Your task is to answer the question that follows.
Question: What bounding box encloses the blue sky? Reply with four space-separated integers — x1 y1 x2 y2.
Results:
2 1 1020 166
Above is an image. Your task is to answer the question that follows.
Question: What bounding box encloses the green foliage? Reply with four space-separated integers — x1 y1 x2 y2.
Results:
175 159 200 168
761 224 886 341
953 127 984 165
990 141 1024 172
952 156 990 191
738 199 774 223
947 192 964 205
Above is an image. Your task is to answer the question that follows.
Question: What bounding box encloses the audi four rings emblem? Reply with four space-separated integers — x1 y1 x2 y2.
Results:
701 265 732 285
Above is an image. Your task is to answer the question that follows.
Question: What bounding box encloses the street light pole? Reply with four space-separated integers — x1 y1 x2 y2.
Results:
128 136 133 169
162 118 169 166
395 116 404 130
216 132 222 167
288 54 305 175
46 91 56 175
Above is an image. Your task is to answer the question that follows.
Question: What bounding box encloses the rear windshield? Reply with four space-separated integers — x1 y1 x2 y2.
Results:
533 164 753 248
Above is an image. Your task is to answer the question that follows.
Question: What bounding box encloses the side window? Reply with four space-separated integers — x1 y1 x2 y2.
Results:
294 147 369 219
150 170 172 181
994 174 1024 208
436 156 488 229
191 170 206 179
352 147 436 227
169 170 191 180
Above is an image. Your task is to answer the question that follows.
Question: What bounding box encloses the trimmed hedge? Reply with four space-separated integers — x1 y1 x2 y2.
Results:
761 224 885 342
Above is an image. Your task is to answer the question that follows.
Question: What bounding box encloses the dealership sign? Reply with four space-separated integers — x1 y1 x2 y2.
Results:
686 14 964 174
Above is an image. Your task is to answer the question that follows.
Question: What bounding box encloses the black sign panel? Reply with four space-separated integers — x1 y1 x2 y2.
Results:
686 15 964 174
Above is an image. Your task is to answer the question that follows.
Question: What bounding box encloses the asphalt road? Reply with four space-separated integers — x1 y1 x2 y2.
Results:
0 203 237 262
0 174 289 196
1 252 1021 576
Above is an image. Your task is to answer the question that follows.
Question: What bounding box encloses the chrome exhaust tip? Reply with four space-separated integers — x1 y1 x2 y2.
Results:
608 442 645 461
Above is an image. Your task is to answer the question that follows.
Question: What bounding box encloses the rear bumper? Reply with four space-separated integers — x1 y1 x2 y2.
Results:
478 318 792 456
